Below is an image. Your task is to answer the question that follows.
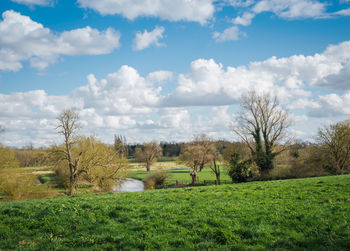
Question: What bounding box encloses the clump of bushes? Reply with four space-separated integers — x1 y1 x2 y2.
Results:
227 153 259 183
144 172 170 190
0 169 54 200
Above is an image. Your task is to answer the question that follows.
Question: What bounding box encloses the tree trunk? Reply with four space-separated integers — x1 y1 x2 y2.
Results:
69 177 76 196
190 170 197 186
216 173 220 185
146 162 151 171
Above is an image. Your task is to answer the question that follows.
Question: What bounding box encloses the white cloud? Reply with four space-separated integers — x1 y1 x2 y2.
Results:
164 40 350 108
2 40 350 147
0 10 120 71
147 70 173 83
133 26 165 51
232 12 255 26
77 0 215 24
213 26 244 42
251 0 326 19
72 65 165 115
333 8 350 16
11 0 53 6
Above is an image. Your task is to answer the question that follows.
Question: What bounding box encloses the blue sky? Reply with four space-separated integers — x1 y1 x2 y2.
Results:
0 0 350 147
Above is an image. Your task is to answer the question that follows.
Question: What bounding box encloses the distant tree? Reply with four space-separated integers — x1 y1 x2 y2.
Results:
318 120 350 174
114 134 128 158
135 141 162 171
209 150 222 185
231 91 291 176
159 142 184 157
0 126 19 169
0 145 19 169
179 134 216 185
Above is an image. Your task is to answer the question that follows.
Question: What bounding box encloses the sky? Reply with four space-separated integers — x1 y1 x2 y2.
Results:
0 0 349 148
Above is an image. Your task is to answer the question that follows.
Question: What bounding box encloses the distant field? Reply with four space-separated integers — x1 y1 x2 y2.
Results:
129 166 232 186
127 160 185 170
0 175 349 250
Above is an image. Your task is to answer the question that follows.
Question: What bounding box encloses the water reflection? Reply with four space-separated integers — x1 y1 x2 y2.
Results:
113 178 144 193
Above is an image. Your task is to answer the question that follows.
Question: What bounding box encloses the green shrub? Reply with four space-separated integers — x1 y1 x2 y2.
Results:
227 153 255 182
144 172 170 189
0 169 53 200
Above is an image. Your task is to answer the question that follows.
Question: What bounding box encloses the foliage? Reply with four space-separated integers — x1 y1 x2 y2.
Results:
114 134 128 158
135 141 162 171
318 120 350 174
231 91 291 175
179 134 217 185
0 175 349 250
0 168 53 200
227 153 255 182
52 136 128 193
144 172 170 189
14 148 51 167
0 145 19 169
159 142 184 157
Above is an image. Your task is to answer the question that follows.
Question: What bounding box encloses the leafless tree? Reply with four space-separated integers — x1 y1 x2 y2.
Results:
135 141 162 171
318 120 350 174
231 91 291 175
209 150 222 185
114 134 128 158
54 109 82 195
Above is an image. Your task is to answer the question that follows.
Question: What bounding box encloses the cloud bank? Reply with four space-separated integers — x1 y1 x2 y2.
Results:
1 40 350 147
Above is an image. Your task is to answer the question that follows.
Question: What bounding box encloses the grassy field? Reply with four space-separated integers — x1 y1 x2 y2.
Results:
129 167 232 186
0 174 349 250
127 160 186 170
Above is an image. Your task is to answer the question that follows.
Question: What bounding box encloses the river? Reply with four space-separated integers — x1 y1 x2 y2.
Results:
113 178 145 193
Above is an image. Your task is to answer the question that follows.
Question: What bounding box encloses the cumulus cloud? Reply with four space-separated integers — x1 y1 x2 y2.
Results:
77 0 215 24
0 10 120 71
213 26 245 42
11 0 53 6
72 65 165 115
133 26 165 51
164 40 350 108
2 40 350 146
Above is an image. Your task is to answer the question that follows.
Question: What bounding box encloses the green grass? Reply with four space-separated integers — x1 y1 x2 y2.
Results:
129 167 232 186
0 175 349 250
128 160 186 170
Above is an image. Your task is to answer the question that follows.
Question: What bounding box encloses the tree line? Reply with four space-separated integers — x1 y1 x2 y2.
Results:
1 91 350 197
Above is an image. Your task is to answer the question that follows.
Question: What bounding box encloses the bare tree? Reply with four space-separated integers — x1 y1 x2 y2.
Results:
231 91 291 176
114 134 128 158
179 134 216 185
318 120 350 174
54 109 82 195
209 150 222 185
135 141 162 171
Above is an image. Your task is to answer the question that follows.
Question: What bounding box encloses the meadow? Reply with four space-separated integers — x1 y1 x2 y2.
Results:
0 174 349 250
129 166 232 186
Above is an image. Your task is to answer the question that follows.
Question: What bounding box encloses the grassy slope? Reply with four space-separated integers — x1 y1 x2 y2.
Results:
0 175 349 250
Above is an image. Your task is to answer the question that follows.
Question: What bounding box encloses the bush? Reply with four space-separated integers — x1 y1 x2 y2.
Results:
0 169 53 200
144 172 170 190
0 145 19 168
227 153 257 183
